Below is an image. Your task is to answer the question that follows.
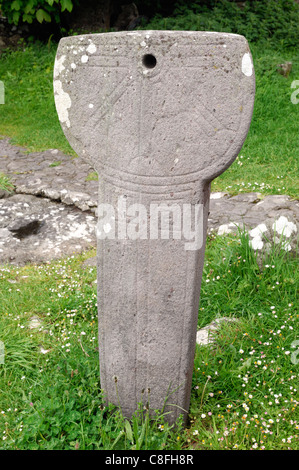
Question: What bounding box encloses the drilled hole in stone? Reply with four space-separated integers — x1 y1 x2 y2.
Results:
142 54 157 69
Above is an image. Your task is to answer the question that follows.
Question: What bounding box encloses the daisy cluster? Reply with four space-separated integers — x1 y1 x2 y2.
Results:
189 301 298 450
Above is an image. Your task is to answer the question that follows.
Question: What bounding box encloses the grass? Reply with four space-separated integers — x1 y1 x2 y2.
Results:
0 40 298 198
0 232 298 450
0 13 298 450
0 171 14 193
213 44 299 198
0 41 74 156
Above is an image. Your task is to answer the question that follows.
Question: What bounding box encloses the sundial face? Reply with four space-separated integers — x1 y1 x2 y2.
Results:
54 31 255 187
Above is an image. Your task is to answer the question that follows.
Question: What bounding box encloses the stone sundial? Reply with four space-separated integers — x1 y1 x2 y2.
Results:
54 30 255 424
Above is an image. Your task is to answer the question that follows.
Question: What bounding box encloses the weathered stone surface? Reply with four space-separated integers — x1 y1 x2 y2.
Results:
0 194 96 265
54 30 255 424
212 194 299 257
0 189 11 199
0 137 98 213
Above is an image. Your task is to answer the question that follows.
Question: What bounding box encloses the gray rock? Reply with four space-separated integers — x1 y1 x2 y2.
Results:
0 189 11 199
196 317 238 346
0 194 97 265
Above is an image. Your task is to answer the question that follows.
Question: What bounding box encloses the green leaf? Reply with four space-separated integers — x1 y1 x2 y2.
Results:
36 9 52 23
12 10 20 24
124 420 133 442
24 1 35 14
22 13 34 23
11 0 21 11
60 0 73 13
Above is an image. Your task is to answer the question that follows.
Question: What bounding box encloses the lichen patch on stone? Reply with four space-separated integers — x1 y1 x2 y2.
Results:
273 216 297 237
53 80 72 128
53 55 66 79
242 52 253 77
86 43 97 54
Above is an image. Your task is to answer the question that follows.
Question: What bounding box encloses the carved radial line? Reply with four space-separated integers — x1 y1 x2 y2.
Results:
87 68 130 125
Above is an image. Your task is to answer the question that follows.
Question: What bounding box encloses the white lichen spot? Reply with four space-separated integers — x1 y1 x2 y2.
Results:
249 236 264 251
71 63 76 69
88 103 94 108
282 241 292 251
87 43 97 54
223 44 227 48
81 55 89 63
218 222 239 236
249 224 268 238
273 216 297 238
249 223 268 251
103 223 112 234
210 192 225 200
54 55 66 78
242 52 253 77
53 80 72 128
140 41 147 47
73 50 78 55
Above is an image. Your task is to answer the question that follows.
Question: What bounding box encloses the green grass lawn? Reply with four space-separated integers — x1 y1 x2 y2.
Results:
0 22 298 451
0 232 298 450
0 41 298 197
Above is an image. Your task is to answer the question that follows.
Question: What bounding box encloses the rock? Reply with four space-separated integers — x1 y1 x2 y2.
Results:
29 316 42 329
196 317 238 346
0 194 97 266
0 189 11 199
248 215 298 256
277 61 292 78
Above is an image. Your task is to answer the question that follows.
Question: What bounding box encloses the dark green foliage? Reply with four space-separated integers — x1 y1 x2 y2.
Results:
143 0 299 49
1 0 298 49
0 0 76 25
